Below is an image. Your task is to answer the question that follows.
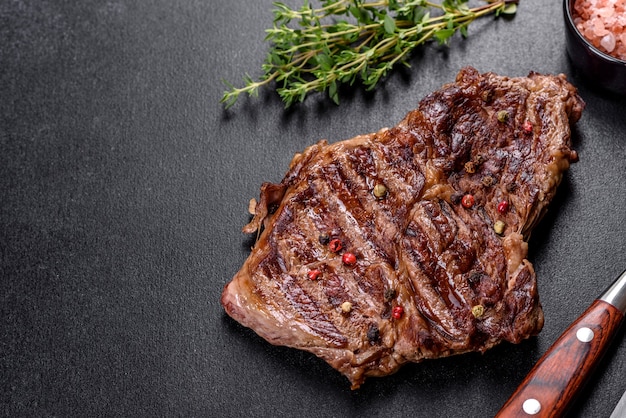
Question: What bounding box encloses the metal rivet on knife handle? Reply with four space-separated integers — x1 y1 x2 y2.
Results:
576 327 594 342
522 398 541 415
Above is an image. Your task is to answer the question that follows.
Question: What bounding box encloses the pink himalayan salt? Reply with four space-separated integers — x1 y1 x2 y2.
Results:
601 33 616 52
573 0 626 60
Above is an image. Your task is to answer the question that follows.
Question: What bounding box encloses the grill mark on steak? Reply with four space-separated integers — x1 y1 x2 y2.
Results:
280 275 348 347
263 221 356 347
319 156 399 266
347 145 378 184
222 67 584 389
401 207 475 343
317 165 376 260
258 202 358 347
376 130 424 188
293 172 391 329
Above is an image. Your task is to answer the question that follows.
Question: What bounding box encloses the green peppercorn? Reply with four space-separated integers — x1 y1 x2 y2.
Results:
497 110 509 123
482 175 495 187
373 183 388 199
494 220 505 235
471 305 485 318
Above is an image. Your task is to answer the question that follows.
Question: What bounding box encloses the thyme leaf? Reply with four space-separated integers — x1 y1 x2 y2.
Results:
221 0 518 108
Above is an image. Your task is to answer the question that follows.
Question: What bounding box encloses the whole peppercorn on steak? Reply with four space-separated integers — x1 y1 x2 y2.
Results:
221 67 584 389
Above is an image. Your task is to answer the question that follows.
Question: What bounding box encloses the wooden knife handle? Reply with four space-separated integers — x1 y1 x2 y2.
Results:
495 299 624 418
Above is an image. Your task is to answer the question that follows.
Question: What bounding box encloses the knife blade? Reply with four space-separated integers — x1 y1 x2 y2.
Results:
495 269 626 418
610 387 626 418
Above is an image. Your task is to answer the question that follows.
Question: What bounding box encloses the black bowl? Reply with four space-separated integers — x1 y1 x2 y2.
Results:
563 0 626 95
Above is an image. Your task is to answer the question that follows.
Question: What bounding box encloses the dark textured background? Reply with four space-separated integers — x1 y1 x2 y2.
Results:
2 0 625 416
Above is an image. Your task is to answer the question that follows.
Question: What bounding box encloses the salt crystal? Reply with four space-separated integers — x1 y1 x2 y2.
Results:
601 32 616 52
592 18 609 36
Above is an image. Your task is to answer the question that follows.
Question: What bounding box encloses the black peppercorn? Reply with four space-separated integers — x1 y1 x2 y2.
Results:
450 192 463 205
384 288 397 302
506 182 518 193
367 324 380 344
318 233 330 245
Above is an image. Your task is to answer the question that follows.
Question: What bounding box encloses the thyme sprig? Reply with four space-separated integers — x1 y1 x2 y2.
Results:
222 0 517 108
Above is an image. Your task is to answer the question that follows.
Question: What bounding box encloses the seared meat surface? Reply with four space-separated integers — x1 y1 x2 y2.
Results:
221 67 584 389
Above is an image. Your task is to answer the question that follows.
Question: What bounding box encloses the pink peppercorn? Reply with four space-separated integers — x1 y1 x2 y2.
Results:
342 252 357 266
461 194 475 208
328 239 342 253
523 120 533 134
307 269 321 280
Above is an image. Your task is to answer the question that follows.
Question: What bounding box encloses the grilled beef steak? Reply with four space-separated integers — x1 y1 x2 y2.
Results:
221 67 584 389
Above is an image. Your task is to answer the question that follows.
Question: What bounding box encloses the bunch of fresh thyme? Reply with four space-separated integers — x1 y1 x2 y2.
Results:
221 0 518 108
